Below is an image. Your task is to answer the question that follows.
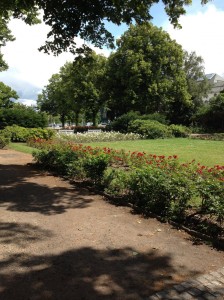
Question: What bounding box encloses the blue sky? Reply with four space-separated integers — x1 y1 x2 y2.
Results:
0 0 224 106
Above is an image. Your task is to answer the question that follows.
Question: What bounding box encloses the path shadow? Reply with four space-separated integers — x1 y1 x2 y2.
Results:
0 222 53 247
0 246 198 300
0 164 94 215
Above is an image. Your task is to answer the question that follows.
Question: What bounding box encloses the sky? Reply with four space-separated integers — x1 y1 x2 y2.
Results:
0 0 224 106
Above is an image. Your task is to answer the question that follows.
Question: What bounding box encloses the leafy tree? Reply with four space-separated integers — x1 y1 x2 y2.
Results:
184 51 211 108
0 103 47 129
0 0 211 57
38 52 107 126
0 81 18 108
76 52 107 125
37 73 70 127
196 91 224 132
105 23 191 123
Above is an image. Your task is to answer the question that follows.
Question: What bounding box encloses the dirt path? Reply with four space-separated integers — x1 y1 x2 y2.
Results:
0 149 223 300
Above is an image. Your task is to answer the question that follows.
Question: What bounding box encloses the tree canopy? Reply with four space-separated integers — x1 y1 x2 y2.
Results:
0 81 18 108
196 91 224 132
183 51 211 108
0 0 211 58
105 23 191 122
38 51 107 126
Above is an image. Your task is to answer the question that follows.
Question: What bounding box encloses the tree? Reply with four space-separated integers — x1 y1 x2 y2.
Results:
196 91 224 132
0 0 211 57
105 23 191 123
37 73 70 127
38 52 107 126
74 52 107 125
0 81 18 108
183 51 212 108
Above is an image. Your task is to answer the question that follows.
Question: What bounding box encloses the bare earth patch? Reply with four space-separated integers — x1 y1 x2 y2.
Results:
0 149 223 300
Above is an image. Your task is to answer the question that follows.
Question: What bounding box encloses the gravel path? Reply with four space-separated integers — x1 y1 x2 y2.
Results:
0 149 223 300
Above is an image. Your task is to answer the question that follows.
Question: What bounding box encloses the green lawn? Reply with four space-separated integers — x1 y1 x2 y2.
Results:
9 138 224 167
88 138 224 167
8 142 37 154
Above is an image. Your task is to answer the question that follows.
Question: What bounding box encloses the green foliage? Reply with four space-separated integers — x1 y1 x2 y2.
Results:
0 134 10 149
169 124 191 137
27 128 55 140
0 104 47 129
2 125 29 142
183 51 212 109
0 82 18 107
1 0 209 58
83 154 109 184
0 17 16 71
110 111 140 133
128 166 193 218
105 23 191 121
31 138 224 224
129 119 172 139
196 177 224 223
195 92 224 132
33 147 79 175
37 73 69 127
212 133 224 141
38 52 107 126
103 168 130 196
139 113 169 125
2 125 55 142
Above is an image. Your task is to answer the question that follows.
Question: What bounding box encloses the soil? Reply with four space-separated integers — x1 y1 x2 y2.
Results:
0 149 224 300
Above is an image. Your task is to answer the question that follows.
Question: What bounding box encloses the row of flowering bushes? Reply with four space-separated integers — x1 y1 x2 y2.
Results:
58 131 143 143
30 138 224 226
1 125 55 142
190 133 224 141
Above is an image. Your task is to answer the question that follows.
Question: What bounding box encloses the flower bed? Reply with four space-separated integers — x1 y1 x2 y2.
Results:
30 138 224 238
58 131 143 143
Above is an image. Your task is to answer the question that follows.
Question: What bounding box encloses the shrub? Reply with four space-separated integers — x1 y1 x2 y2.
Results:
31 138 224 224
0 134 10 149
0 105 47 129
103 168 130 196
2 125 55 142
129 119 172 139
190 133 224 141
33 147 79 175
27 128 55 140
196 176 224 223
58 131 142 143
128 166 193 218
83 154 109 185
2 125 29 142
140 113 169 125
169 124 191 137
110 111 140 133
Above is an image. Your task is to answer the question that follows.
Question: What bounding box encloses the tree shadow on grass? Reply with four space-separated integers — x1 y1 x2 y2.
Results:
0 164 94 215
0 246 199 300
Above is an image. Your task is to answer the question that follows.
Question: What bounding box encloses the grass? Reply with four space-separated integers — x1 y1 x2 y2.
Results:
87 138 224 167
8 142 37 154
8 138 224 167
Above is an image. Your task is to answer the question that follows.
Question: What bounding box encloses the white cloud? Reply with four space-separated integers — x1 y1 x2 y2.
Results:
0 17 110 103
165 4 224 77
17 99 37 107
